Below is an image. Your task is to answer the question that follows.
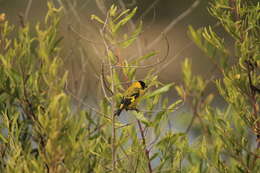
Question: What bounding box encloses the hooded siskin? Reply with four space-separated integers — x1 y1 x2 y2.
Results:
114 81 147 116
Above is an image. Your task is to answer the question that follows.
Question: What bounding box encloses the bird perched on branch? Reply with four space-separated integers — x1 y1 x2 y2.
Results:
114 81 147 116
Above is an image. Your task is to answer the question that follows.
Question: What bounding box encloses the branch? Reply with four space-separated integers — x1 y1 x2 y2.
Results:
99 12 117 171
137 120 153 173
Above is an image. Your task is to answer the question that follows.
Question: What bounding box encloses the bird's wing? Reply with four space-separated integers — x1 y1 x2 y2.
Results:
120 90 140 107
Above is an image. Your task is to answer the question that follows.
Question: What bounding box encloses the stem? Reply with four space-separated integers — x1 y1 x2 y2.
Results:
109 45 116 173
137 120 153 173
112 111 116 172
185 113 196 133
99 12 117 172
186 99 208 136
25 0 33 22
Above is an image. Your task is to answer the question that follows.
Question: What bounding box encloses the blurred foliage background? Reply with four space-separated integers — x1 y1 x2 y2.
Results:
0 0 221 95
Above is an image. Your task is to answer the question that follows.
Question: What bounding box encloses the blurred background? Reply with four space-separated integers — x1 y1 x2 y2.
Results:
0 0 227 132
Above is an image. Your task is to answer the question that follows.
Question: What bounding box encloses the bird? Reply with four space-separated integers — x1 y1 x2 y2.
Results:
114 80 147 116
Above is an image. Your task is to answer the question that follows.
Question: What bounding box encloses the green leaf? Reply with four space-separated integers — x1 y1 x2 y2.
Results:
153 110 166 126
175 85 185 98
109 4 117 17
168 99 183 111
120 21 142 48
144 83 174 99
113 9 130 22
132 111 150 126
0 133 7 143
133 51 157 63
113 7 138 33
188 26 203 48
182 59 192 87
91 14 104 24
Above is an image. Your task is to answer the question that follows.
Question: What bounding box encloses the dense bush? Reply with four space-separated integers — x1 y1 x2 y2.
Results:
0 0 259 173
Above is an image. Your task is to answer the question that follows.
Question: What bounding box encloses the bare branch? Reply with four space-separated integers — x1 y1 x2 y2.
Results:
139 0 161 20
25 0 33 22
112 33 170 69
68 25 103 45
137 120 153 173
95 0 108 15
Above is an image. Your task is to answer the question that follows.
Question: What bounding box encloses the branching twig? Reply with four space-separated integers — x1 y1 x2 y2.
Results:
185 97 208 136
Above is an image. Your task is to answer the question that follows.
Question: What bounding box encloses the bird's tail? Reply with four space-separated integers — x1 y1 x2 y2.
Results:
114 108 123 116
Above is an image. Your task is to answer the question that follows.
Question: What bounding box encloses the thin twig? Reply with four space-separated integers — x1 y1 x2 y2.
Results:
112 34 169 69
137 120 153 173
87 123 107 137
139 0 161 20
185 113 196 133
153 21 221 76
66 89 111 120
100 12 117 172
76 49 89 108
67 0 83 24
100 67 112 103
95 0 107 15
147 0 201 49
101 62 114 96
152 41 193 76
24 0 33 22
68 25 102 45
118 145 137 171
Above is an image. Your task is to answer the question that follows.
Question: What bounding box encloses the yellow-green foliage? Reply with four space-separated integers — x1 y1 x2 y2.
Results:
0 1 259 173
